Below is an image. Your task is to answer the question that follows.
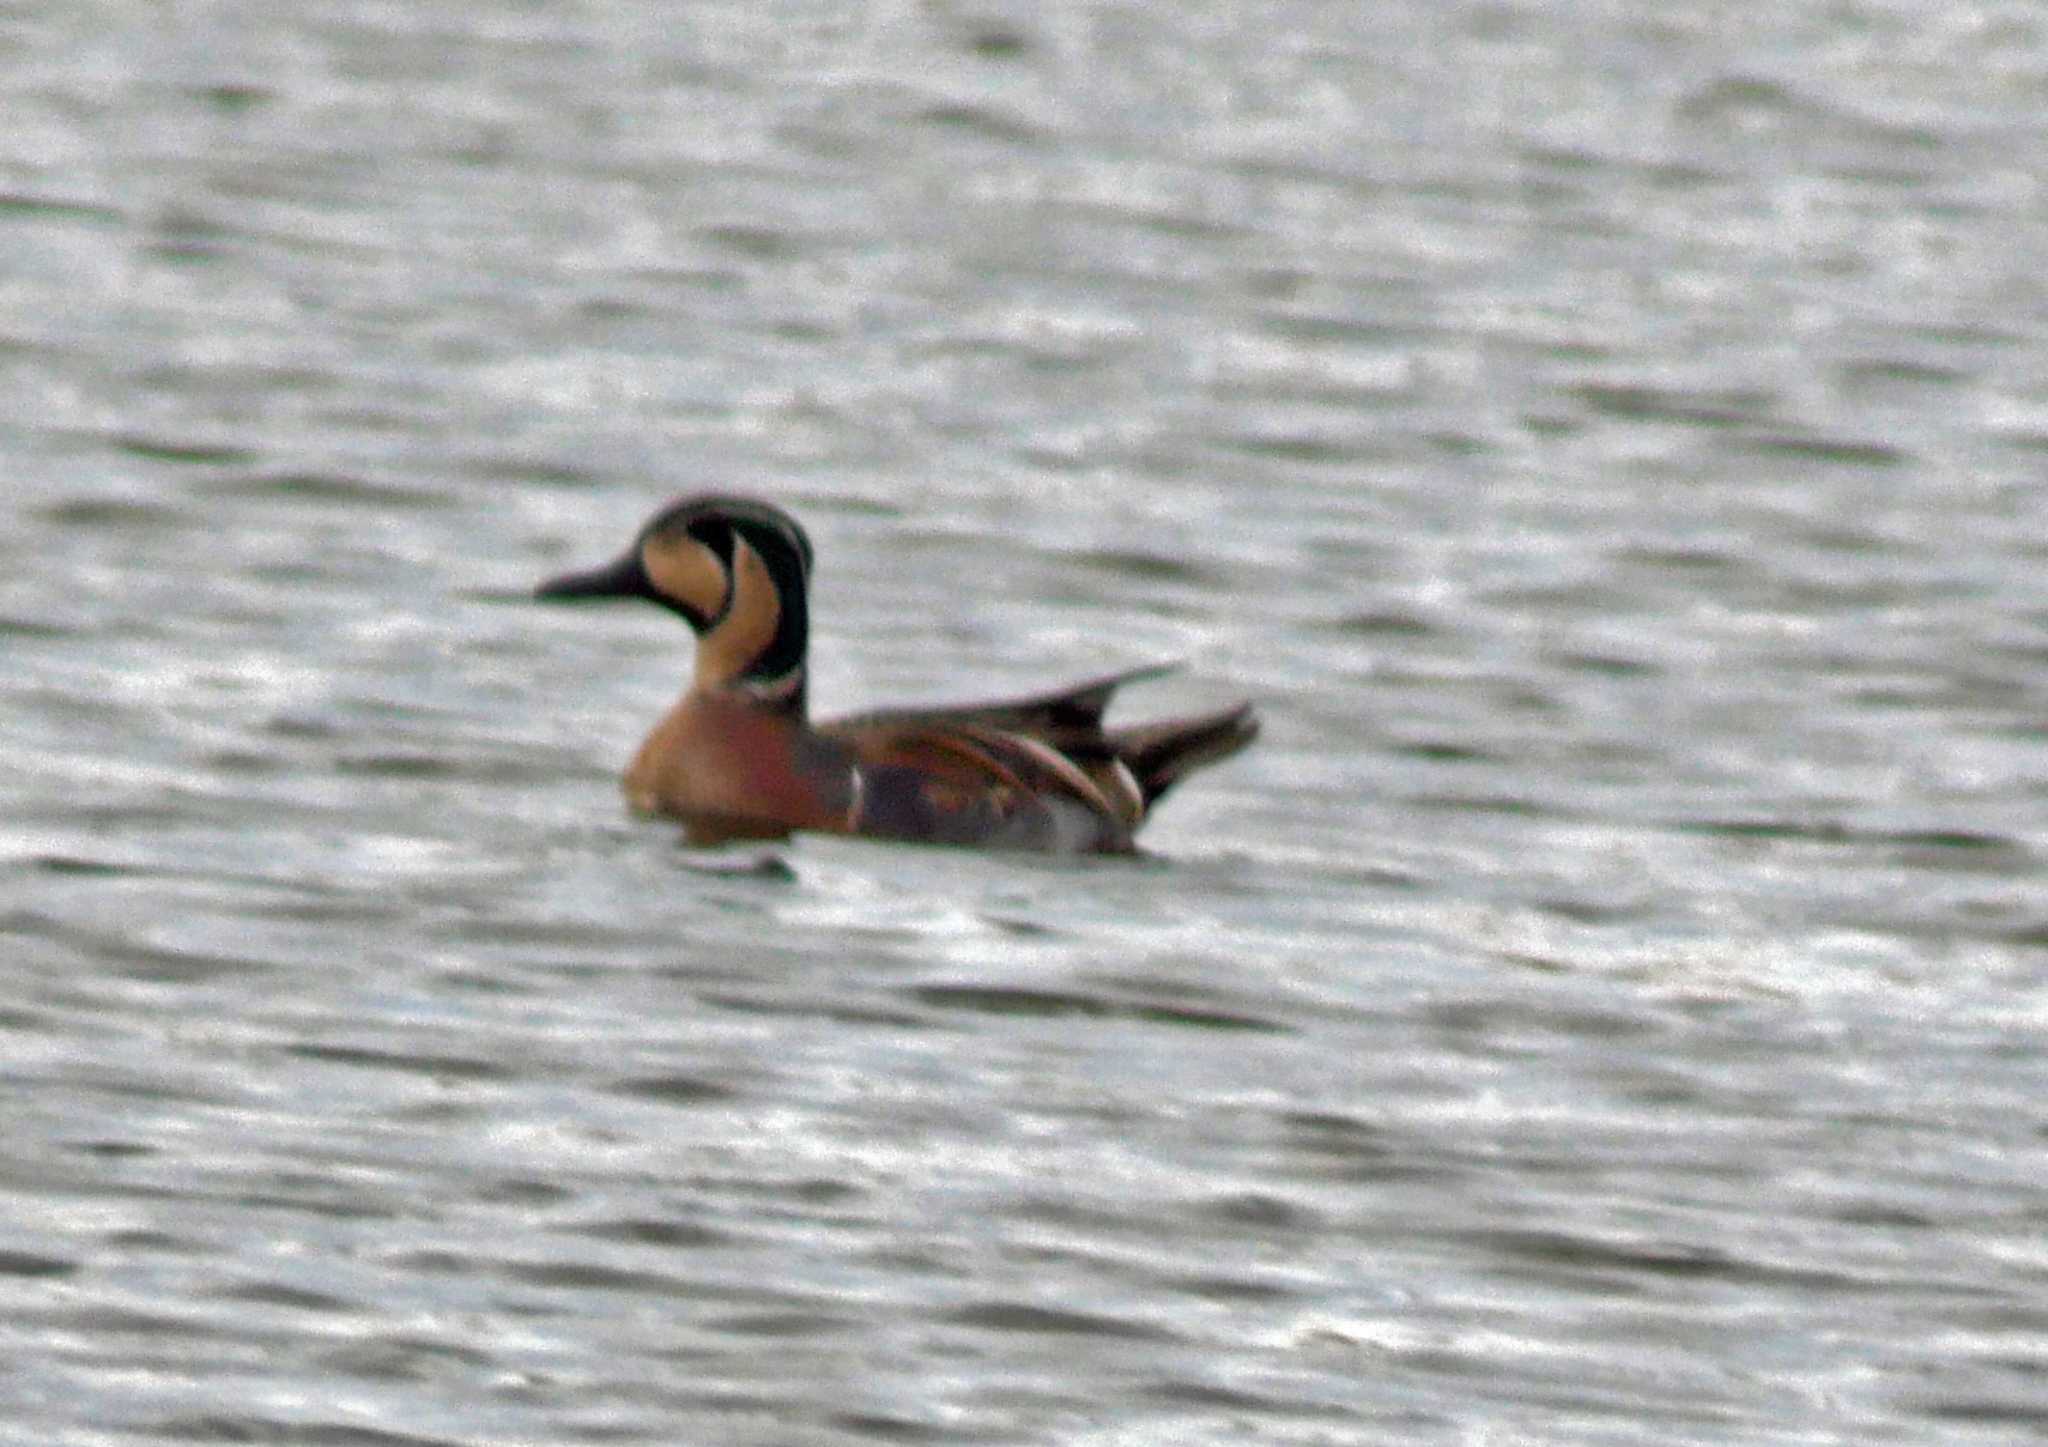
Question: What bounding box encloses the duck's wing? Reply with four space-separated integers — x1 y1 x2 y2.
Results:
816 714 1135 852
821 662 1179 755
815 662 1255 845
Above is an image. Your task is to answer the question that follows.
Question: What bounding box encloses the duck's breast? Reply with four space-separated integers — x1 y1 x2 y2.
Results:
625 692 854 833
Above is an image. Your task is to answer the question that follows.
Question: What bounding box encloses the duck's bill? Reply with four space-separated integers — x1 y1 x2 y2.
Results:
534 551 647 602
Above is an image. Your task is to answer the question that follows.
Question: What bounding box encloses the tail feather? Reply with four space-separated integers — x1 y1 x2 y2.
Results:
1109 703 1259 807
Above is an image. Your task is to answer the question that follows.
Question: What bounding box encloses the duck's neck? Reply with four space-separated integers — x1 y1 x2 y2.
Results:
692 534 808 715
697 667 807 717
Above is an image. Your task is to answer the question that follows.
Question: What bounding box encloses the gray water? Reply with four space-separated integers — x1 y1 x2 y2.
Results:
3 2 2046 1442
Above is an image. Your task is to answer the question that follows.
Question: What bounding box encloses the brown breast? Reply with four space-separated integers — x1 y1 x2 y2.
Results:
624 690 854 835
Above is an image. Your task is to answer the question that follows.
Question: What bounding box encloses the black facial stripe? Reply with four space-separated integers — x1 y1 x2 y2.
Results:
687 518 736 568
628 498 814 694
729 519 810 685
643 496 813 573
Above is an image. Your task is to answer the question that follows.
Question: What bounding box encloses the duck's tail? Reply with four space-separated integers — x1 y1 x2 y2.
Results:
1108 703 1260 808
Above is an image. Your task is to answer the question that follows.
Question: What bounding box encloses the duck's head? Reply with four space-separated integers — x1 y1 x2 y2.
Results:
537 494 814 706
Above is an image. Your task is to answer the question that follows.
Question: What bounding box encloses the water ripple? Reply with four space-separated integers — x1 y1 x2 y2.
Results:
3 2 2044 1443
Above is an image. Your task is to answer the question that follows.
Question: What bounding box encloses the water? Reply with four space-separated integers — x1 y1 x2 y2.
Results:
3 2 2046 1442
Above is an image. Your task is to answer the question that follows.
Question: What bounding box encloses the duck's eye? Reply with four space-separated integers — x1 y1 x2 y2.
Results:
686 519 735 567
640 528 732 626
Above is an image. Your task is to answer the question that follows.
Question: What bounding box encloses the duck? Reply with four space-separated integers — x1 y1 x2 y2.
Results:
535 494 1257 852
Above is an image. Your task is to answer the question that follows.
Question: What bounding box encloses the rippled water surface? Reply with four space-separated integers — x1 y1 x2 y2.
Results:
4 2 2047 1442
